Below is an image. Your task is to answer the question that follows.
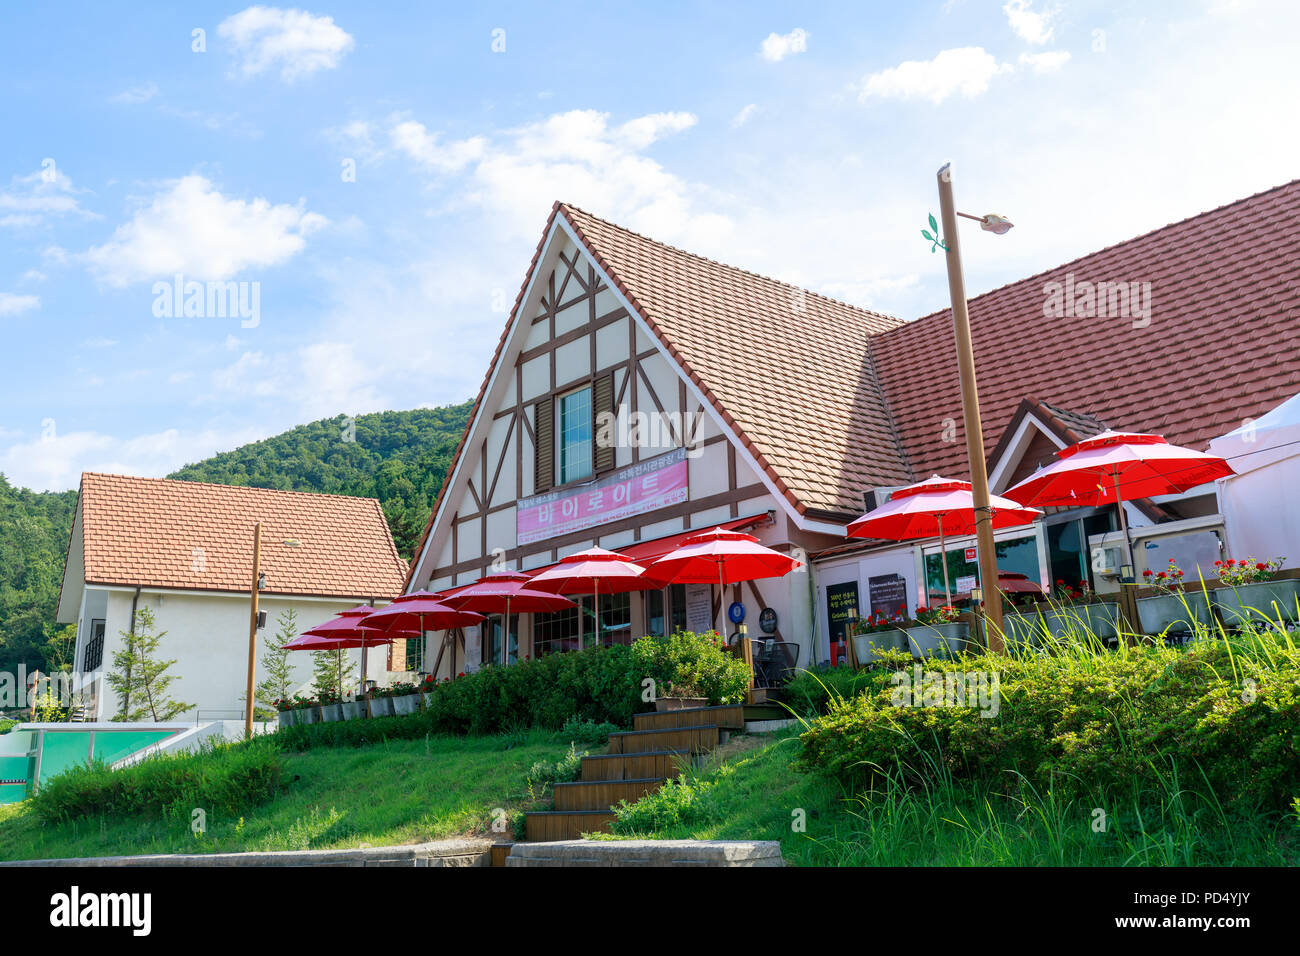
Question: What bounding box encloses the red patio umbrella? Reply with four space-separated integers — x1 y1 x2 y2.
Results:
846 475 1042 605
441 571 575 665
647 527 802 635
288 606 414 702
360 592 485 679
1003 430 1234 572
528 548 652 651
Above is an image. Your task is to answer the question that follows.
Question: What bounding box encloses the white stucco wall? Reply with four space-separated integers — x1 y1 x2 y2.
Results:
74 588 389 721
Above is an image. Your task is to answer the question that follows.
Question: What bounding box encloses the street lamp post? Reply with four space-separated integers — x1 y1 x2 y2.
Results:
935 162 1011 651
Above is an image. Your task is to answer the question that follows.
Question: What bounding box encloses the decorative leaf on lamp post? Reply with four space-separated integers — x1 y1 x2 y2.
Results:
921 213 947 253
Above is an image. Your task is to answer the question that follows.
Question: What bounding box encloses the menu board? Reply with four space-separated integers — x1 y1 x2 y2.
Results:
868 573 907 619
826 581 861 643
684 582 715 634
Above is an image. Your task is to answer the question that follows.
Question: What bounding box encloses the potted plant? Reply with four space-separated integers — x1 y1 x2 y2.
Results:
897 605 969 659
850 612 905 665
296 695 319 724
1046 579 1120 641
368 686 395 717
1212 557 1298 626
1136 559 1216 635
341 691 366 721
274 698 297 728
390 681 422 716
318 688 343 722
654 680 708 712
997 593 1051 649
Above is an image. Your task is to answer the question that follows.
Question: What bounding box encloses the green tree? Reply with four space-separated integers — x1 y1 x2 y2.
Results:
312 647 357 702
41 623 77 673
255 609 298 715
106 606 193 721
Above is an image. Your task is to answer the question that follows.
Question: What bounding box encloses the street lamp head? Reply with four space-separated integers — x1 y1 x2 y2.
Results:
257 572 267 591
979 213 1014 235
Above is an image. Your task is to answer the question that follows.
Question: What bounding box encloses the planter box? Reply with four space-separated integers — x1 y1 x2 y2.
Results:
392 693 421 716
1136 591 1215 635
897 622 970 659
297 706 319 725
277 708 296 729
655 696 709 712
319 702 343 723
341 700 366 721
999 610 1049 649
368 697 394 718
852 631 903 665
1213 579 1300 626
1050 602 1121 641
421 691 434 710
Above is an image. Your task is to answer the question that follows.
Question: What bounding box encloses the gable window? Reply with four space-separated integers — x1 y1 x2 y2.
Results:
558 385 594 484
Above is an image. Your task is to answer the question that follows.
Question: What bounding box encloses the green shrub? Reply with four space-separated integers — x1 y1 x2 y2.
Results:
783 664 885 717
32 739 285 824
797 628 1300 813
558 716 619 748
0 718 16 735
631 630 751 704
524 743 587 799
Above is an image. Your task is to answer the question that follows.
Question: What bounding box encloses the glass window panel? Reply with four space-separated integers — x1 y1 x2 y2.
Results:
559 387 593 484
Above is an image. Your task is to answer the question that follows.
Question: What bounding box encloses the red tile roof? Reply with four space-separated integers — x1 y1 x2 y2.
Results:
560 204 914 515
872 180 1300 488
77 473 407 598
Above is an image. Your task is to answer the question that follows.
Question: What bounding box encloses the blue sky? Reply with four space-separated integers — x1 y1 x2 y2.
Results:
2 0 1296 491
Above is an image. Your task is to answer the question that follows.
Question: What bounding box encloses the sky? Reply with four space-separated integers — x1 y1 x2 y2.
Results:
2 0 1297 492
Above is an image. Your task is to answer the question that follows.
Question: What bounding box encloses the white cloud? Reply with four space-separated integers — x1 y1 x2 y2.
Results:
0 424 270 492
389 120 487 173
1003 0 1057 45
110 82 159 104
0 166 95 229
731 103 759 128
80 336 118 348
760 28 809 62
84 174 327 286
615 112 698 149
217 6 354 81
857 47 1012 104
0 292 40 316
1019 50 1071 73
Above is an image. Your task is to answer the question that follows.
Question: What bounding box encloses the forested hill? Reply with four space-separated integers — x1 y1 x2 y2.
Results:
0 402 472 677
168 404 473 560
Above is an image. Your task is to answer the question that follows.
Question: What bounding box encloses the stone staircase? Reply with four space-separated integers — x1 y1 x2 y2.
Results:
521 704 745 843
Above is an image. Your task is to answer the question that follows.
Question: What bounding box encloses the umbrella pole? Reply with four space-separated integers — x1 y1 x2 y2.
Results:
717 561 728 634
1113 472 1135 574
938 514 952 607
502 597 510 666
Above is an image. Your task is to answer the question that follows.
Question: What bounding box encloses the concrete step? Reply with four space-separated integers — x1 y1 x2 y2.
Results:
633 704 745 732
607 724 719 755
553 777 663 811
524 810 617 842
580 750 691 781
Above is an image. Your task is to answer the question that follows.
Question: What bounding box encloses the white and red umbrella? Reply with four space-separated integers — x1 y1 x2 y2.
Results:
1004 430 1234 571
847 475 1042 604
287 606 415 702
647 527 801 635
360 591 485 679
441 571 575 664
528 548 652 650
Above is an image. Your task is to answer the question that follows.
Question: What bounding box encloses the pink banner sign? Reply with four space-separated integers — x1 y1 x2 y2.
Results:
517 448 689 545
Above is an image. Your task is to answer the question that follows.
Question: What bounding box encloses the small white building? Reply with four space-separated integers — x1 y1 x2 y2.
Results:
56 473 409 721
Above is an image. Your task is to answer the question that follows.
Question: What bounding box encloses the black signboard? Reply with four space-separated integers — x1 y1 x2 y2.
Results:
868 573 907 620
826 581 860 644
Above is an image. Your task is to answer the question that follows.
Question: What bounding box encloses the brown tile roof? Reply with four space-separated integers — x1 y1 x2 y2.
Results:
872 179 1300 485
559 204 914 515
77 473 407 598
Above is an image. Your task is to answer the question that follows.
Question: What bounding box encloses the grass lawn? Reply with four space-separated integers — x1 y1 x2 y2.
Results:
606 731 1300 866
0 731 569 862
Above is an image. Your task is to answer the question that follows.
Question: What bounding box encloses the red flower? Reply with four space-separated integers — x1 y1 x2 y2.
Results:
1256 562 1268 571
1143 569 1153 577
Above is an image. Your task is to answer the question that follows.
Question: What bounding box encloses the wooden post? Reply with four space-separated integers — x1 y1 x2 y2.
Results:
244 521 262 739
937 163 1004 651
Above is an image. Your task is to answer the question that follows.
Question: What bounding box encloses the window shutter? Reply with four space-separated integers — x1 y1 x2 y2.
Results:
593 372 615 473
534 398 554 492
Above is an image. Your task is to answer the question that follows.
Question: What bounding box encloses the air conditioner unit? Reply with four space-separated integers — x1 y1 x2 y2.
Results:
1090 545 1124 577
